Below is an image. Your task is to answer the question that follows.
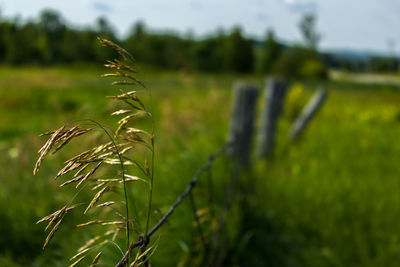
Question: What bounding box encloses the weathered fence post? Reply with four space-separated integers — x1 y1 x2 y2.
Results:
258 78 289 158
228 83 259 166
290 87 327 141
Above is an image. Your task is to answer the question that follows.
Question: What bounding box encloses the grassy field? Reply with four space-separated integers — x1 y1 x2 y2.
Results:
1 66 400 266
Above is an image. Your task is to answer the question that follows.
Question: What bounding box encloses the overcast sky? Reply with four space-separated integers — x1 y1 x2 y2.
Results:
0 0 399 54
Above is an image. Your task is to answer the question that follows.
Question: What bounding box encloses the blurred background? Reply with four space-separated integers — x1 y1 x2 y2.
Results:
0 0 400 266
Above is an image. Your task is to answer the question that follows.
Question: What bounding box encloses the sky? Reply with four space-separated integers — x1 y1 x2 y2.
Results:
0 0 399 54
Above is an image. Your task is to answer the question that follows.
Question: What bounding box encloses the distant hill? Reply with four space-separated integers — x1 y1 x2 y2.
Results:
253 39 399 60
321 48 400 61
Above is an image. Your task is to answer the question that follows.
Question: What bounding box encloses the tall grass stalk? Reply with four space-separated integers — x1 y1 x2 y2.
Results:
33 38 155 266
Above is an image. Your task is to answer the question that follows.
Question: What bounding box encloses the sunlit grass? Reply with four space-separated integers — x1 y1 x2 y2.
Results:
1 66 400 266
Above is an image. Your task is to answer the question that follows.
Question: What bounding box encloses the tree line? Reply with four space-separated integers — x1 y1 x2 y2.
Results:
0 9 263 73
1 10 395 77
0 10 331 78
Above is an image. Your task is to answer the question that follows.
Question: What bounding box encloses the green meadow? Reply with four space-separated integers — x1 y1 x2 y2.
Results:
1 66 400 266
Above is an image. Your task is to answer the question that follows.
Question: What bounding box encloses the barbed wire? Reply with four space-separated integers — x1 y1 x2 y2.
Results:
116 140 234 267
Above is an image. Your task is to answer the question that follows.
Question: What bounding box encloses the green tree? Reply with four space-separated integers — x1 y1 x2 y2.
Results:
96 17 114 37
370 57 399 73
273 13 327 80
39 9 66 63
124 22 150 64
225 27 254 73
4 20 43 64
124 22 193 70
0 21 9 61
192 33 227 72
273 46 327 80
298 13 321 49
260 29 282 73
94 17 117 62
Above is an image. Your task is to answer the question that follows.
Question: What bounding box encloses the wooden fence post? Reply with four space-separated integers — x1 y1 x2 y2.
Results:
290 88 327 141
258 78 289 158
228 83 259 166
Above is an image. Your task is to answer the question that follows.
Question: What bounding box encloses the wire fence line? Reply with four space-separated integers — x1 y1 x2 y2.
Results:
116 83 257 267
116 141 234 267
116 79 327 266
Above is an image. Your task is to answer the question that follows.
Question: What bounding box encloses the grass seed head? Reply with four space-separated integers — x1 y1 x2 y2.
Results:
90 251 102 266
70 248 90 261
69 255 87 267
44 205 67 232
78 235 102 252
98 37 135 63
84 186 109 214
34 126 65 175
96 201 116 208
76 161 103 188
43 218 62 249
